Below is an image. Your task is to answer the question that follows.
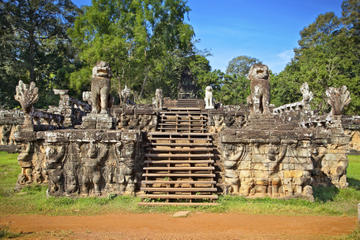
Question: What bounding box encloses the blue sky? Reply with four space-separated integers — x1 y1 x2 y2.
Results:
72 0 343 73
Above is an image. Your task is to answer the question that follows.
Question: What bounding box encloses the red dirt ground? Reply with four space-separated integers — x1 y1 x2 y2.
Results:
0 213 356 240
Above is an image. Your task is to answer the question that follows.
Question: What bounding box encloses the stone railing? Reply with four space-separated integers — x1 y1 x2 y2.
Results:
273 101 308 114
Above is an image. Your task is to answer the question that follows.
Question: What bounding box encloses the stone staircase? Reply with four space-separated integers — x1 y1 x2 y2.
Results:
139 107 218 206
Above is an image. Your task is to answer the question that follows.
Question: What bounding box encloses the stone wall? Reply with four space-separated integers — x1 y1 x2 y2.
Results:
217 116 349 200
15 129 144 197
0 110 23 152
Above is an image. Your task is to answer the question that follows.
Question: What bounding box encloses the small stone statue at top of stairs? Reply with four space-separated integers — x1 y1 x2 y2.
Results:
152 88 163 110
204 86 214 109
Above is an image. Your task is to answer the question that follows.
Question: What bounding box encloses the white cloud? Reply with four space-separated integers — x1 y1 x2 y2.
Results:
277 50 294 63
264 50 294 74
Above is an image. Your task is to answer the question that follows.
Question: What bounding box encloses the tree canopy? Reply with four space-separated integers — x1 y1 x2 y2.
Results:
0 0 359 115
0 0 80 108
272 0 360 114
69 0 209 101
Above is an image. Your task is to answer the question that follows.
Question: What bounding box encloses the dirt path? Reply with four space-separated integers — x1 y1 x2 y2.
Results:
0 213 356 240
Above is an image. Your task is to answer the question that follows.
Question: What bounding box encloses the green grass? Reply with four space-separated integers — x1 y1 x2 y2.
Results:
0 225 22 239
1 151 360 217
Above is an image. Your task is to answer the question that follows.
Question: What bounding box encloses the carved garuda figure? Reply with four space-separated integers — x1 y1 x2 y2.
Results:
326 86 351 116
246 64 270 115
91 61 111 114
14 80 38 130
81 142 108 196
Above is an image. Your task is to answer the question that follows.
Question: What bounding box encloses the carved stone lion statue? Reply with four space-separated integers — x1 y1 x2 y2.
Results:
246 64 270 115
91 61 111 114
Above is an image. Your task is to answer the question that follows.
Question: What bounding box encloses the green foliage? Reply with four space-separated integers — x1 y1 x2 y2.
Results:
217 55 262 105
0 225 22 239
69 0 206 101
226 55 261 77
0 0 80 109
272 0 360 114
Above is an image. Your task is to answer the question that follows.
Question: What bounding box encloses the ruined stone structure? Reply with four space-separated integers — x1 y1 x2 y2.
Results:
1 62 357 205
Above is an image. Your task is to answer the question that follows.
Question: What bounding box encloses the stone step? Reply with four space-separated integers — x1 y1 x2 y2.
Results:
147 143 213 147
161 119 207 122
157 129 207 133
148 138 212 142
166 107 202 111
138 202 219 206
157 127 206 131
145 153 214 158
142 180 216 184
158 123 205 127
139 194 218 200
160 111 205 115
147 147 213 152
143 166 214 171
148 132 212 137
141 187 217 192
144 160 214 164
142 173 215 177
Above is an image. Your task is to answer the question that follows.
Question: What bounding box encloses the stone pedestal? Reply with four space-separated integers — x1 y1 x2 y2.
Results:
81 114 115 129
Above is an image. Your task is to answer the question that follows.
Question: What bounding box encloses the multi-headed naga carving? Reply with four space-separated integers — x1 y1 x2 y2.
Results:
91 61 111 114
326 86 351 116
14 80 38 130
247 64 270 115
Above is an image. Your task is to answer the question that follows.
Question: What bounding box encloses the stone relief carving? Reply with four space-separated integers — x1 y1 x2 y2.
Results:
1 125 11 145
246 64 270 115
223 145 245 194
45 145 66 196
80 142 109 196
115 141 137 194
17 142 34 185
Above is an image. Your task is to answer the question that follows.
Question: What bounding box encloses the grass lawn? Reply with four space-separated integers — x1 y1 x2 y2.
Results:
0 151 360 217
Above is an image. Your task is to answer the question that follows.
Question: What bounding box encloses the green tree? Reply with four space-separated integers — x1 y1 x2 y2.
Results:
226 56 261 77
272 0 360 114
69 0 197 101
219 55 262 105
1 0 79 108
